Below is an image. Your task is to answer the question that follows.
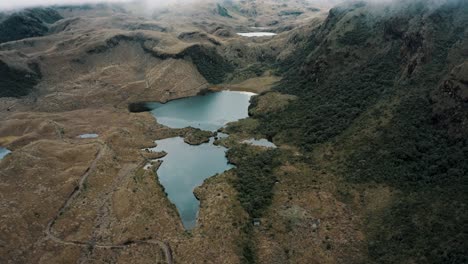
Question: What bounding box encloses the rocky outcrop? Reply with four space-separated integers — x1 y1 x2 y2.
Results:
183 128 213 145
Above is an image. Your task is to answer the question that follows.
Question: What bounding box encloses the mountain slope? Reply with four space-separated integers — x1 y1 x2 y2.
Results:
249 0 468 262
0 8 62 43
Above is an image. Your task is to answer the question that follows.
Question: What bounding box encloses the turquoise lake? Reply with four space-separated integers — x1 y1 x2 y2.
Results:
151 137 234 229
148 91 255 229
148 91 255 131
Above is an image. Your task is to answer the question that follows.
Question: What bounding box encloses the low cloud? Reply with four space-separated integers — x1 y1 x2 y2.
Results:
0 0 460 12
0 0 212 11
0 0 132 10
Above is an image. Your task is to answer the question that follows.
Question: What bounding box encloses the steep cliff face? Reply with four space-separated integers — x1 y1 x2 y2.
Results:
252 0 468 262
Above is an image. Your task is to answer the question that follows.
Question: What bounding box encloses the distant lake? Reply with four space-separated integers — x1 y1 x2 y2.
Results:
78 133 99 139
237 32 277 37
148 91 255 229
148 91 255 131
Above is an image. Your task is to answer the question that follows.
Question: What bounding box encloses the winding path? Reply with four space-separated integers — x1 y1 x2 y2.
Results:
45 142 173 264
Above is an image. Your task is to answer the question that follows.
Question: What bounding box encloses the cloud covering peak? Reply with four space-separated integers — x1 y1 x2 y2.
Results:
0 0 131 10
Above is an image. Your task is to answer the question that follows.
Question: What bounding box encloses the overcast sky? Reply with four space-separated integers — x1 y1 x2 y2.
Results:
0 0 133 10
0 0 455 11
0 0 347 11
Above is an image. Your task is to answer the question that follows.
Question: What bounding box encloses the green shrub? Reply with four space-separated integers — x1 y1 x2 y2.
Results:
227 145 280 218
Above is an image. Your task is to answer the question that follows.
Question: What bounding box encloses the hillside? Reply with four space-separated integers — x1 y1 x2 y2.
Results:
0 8 62 43
246 0 468 262
0 1 333 263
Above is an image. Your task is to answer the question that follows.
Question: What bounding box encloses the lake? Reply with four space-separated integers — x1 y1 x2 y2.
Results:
148 91 255 131
148 91 255 229
150 137 234 229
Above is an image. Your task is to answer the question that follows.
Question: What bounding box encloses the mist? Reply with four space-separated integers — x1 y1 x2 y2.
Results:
0 0 336 11
0 0 212 10
0 0 132 10
0 0 458 12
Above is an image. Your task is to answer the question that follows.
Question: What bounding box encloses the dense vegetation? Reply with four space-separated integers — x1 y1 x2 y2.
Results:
250 1 467 263
0 8 62 44
0 61 40 98
226 145 280 264
216 3 232 18
278 10 304 16
344 10 468 261
227 145 280 218
182 45 234 84
347 94 468 263
260 42 401 149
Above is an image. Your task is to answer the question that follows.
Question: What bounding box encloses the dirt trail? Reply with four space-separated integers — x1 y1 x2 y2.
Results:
44 141 173 264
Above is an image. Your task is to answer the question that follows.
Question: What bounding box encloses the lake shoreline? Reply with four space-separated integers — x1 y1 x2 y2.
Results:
146 91 254 229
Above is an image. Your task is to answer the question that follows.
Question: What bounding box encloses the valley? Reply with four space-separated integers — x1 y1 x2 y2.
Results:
0 0 467 263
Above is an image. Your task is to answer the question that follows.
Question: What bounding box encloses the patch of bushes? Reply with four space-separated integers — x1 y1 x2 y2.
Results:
127 102 152 113
216 4 232 18
182 45 234 84
343 12 468 260
227 63 269 83
0 61 40 98
338 18 372 46
0 8 62 43
258 42 401 149
278 10 304 16
227 145 280 218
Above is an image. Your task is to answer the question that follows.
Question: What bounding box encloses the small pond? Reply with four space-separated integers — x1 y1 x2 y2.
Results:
242 138 277 148
0 147 11 160
78 133 99 139
237 32 277 37
216 132 229 139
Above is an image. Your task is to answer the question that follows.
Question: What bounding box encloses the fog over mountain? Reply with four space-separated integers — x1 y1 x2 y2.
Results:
0 0 457 11
0 0 124 10
0 0 214 10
